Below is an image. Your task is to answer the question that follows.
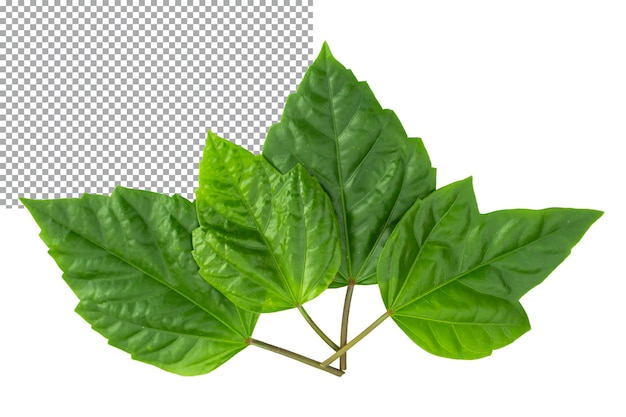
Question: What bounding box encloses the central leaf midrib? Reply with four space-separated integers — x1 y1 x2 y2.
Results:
394 215 571 313
297 175 308 302
82 301 248 346
233 170 300 305
325 56 353 278
393 312 528 327
43 203 247 339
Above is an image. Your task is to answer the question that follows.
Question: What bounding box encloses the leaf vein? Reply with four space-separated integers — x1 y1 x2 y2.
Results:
42 203 246 339
394 219 572 312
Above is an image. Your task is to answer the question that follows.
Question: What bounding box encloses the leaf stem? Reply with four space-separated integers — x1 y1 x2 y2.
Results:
249 338 344 377
339 279 355 370
321 310 392 368
297 305 340 351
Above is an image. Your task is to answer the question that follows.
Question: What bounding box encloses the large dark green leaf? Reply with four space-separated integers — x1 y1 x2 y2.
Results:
263 43 436 286
378 178 602 359
21 188 258 376
192 131 341 313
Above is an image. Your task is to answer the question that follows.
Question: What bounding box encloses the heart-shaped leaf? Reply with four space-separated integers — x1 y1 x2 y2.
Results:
378 178 602 359
192 131 341 313
21 188 258 376
263 43 436 286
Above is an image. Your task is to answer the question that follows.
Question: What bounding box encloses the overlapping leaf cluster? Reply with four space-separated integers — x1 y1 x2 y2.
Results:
22 43 601 377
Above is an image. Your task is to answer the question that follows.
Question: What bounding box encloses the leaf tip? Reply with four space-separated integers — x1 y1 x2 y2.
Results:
580 208 604 230
320 41 334 60
19 196 44 217
18 196 32 208
450 176 476 194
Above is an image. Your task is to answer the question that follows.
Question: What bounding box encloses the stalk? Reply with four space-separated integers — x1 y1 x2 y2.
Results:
321 310 391 368
339 280 355 370
297 305 340 351
249 338 344 377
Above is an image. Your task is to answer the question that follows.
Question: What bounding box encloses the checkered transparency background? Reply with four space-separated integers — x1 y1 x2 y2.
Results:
0 0 313 208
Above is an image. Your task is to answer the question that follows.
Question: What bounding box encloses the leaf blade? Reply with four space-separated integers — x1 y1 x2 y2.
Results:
192 131 341 313
22 188 257 376
264 43 436 285
379 178 601 359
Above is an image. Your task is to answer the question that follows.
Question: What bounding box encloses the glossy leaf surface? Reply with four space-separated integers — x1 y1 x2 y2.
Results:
21 188 258 376
192 131 341 313
378 178 602 359
263 43 436 286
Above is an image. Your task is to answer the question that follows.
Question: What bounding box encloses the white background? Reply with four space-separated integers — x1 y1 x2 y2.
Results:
2 1 625 415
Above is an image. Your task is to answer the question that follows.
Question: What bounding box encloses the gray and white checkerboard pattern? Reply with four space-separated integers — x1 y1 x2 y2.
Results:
0 0 313 208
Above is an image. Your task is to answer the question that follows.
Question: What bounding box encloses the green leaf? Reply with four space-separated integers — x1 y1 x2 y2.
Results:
192 131 341 313
378 178 602 359
21 188 258 376
263 43 436 286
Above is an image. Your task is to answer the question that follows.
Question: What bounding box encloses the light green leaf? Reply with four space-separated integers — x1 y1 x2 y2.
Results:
192 131 341 313
263 43 436 286
21 188 258 376
378 178 602 359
